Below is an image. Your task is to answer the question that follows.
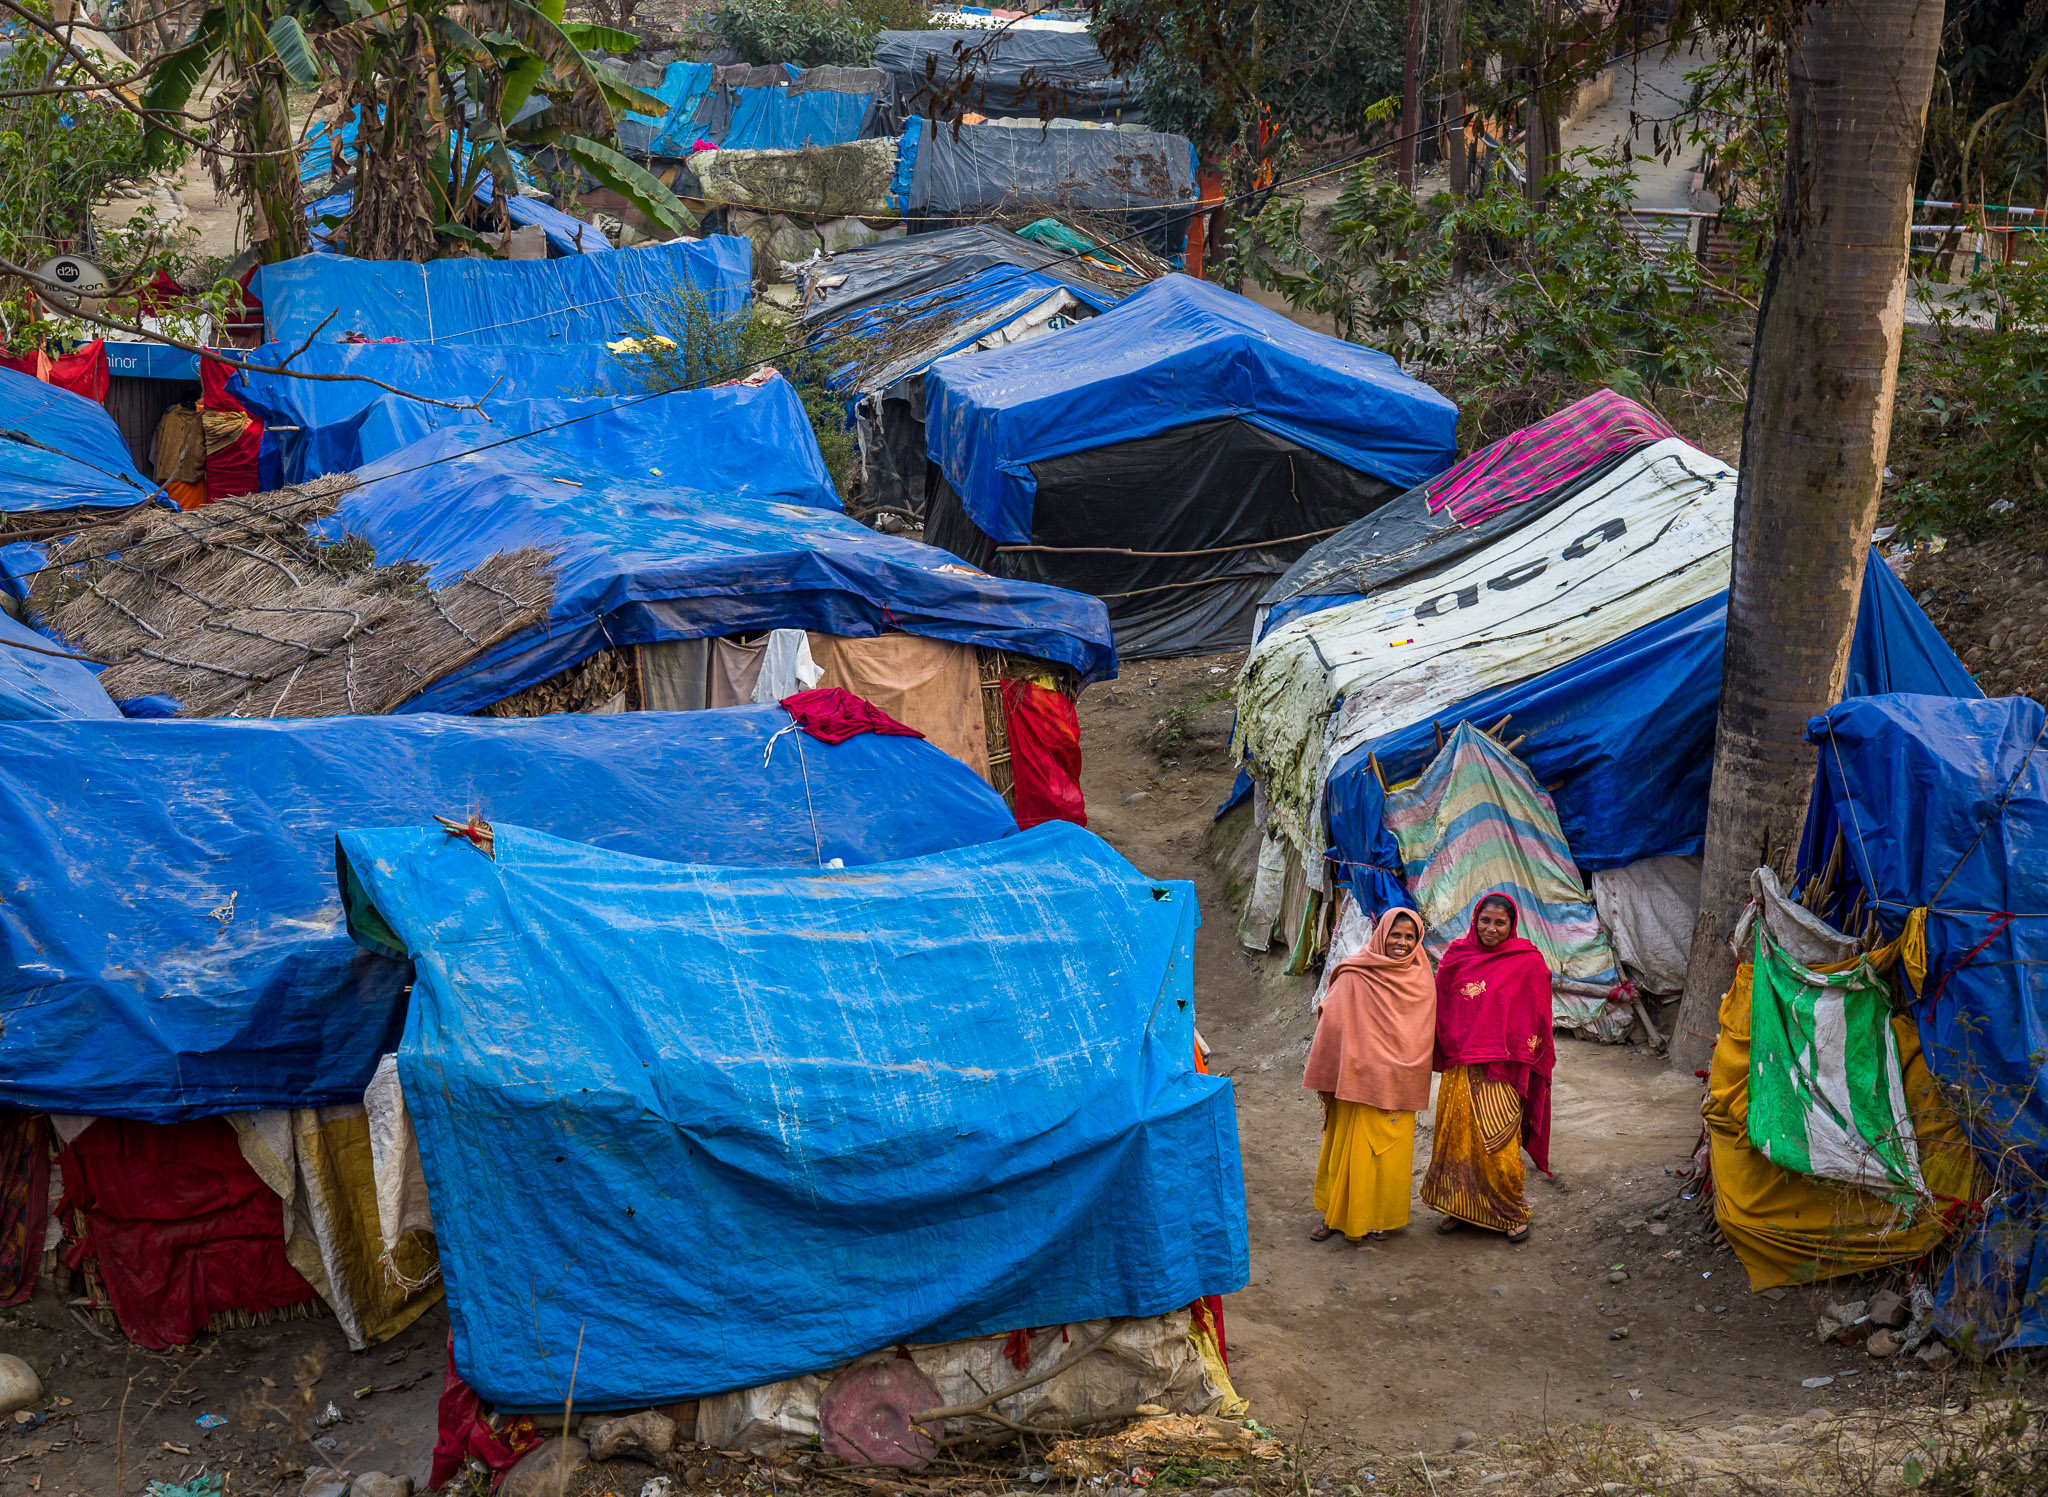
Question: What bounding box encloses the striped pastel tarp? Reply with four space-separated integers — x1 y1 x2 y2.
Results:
1423 389 1677 525
1384 722 1621 1025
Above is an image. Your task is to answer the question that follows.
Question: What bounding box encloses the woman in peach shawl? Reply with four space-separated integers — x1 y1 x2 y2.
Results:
1303 908 1435 1243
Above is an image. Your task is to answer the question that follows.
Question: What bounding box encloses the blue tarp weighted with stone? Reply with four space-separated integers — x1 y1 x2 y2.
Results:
323 429 1119 710
924 275 1460 544
336 818 1248 1407
1796 694 2048 1351
0 708 1018 1121
250 236 751 347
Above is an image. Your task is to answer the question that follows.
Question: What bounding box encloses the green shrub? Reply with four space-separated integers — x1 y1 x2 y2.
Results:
708 0 930 69
1894 254 2048 536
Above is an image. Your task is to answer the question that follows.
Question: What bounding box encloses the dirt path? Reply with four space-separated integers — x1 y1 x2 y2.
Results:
4 658 1952 1497
1077 654 1923 1460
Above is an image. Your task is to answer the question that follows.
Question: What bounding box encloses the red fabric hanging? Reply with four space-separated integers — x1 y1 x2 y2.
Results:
56 1117 316 1349
430 1336 543 1488
199 351 248 414
0 1111 50 1308
1 340 110 401
780 686 925 745
999 679 1086 828
203 415 263 500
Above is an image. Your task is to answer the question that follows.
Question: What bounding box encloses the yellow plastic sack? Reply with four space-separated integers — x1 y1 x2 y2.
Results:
1704 922 1977 1290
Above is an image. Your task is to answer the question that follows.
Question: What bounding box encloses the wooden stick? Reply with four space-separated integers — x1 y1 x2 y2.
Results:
1503 733 1527 753
1486 714 1512 739
1368 753 1389 791
1632 997 1666 1047
911 1323 1121 1427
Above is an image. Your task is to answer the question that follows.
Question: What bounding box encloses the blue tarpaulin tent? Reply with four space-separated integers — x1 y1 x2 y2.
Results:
924 274 1459 544
250 236 751 346
0 610 119 719
0 707 1018 1122
719 85 876 149
321 430 1117 709
1796 694 2048 1351
304 183 613 259
310 378 839 508
0 367 164 513
620 60 714 155
230 343 629 483
1321 556 1982 918
336 818 1247 1407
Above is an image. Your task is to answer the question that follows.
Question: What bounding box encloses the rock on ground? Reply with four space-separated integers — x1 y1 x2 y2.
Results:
0 1355 41 1416
500 1436 590 1497
585 1409 677 1463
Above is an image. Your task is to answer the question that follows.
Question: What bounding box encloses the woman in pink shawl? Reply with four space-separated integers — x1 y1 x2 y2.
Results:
1302 908 1435 1243
1421 892 1555 1243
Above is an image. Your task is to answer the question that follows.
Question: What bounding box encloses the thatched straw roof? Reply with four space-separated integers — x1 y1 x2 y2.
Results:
30 478 555 718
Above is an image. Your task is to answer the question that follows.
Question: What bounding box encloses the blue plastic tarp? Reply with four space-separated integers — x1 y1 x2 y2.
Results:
305 181 614 259
720 86 875 150
0 367 163 513
327 378 839 509
336 818 1247 1407
0 610 119 719
324 431 1119 707
229 342 631 484
1323 554 1981 911
0 707 1018 1122
252 236 750 346
1797 694 2048 1350
621 61 714 155
924 275 1459 543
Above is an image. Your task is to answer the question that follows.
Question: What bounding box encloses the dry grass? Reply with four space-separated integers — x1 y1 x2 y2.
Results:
30 478 556 717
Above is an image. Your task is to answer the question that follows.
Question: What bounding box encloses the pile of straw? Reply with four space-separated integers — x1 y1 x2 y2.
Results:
31 477 555 718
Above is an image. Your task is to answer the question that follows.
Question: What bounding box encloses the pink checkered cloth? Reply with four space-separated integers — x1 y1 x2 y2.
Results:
1423 390 1678 526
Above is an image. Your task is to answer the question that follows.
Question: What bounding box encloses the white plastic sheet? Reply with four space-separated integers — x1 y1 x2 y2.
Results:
1591 854 1703 994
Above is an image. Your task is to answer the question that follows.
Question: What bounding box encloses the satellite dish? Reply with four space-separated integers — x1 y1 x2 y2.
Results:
35 254 110 313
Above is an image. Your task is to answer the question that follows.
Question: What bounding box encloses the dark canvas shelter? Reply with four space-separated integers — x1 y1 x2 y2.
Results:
874 29 1135 127
921 276 1458 657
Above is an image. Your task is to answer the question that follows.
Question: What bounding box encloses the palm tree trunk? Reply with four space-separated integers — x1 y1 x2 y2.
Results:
1668 0 1943 1072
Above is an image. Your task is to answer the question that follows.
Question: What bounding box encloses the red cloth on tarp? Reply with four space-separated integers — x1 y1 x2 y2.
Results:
1000 679 1086 828
431 1336 543 1488
0 1110 50 1308
56 1117 316 1349
1431 893 1556 1173
780 686 925 745
1 340 110 401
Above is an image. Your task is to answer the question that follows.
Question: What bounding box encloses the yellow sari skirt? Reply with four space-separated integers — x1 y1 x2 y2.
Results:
1420 1065 1530 1231
1313 1098 1416 1239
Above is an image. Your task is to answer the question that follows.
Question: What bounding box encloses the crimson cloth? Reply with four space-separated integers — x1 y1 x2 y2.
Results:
780 686 925 745
56 1117 315 1349
203 416 263 499
1423 389 1676 526
431 1336 543 1488
0 1110 49 1307
1000 678 1086 828
1 340 110 401
1431 893 1556 1173
200 352 249 414
199 351 264 500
